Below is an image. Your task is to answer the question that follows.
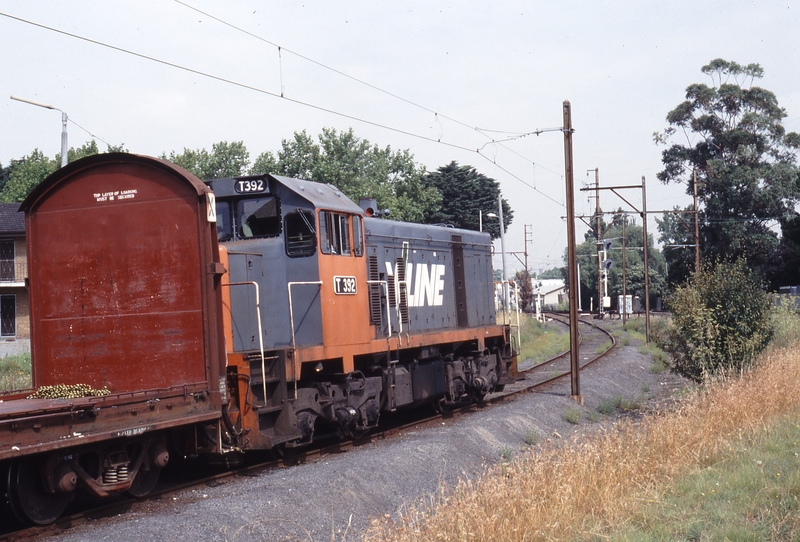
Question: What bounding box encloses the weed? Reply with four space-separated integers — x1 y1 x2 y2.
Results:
523 429 540 446
595 340 612 354
596 397 617 415
640 382 650 393
650 358 667 374
0 352 32 392
597 394 639 415
562 406 582 424
499 446 513 461
586 410 600 423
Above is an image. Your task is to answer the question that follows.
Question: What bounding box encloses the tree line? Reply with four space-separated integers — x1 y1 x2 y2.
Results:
0 128 512 241
552 58 800 314
5 58 798 311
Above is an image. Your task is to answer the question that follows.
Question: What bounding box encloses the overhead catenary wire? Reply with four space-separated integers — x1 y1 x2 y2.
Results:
173 0 567 195
173 0 536 140
0 9 566 207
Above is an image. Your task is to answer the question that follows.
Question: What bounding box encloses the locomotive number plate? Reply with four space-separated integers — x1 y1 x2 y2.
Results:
333 276 357 295
234 179 267 194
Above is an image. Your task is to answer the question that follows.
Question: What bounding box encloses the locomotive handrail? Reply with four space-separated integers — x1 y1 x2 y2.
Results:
222 281 267 405
288 281 323 400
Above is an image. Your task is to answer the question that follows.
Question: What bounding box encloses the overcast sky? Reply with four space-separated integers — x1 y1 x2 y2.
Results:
2 1 799 274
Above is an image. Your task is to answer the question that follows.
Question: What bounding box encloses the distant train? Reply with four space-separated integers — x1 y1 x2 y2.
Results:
0 153 515 526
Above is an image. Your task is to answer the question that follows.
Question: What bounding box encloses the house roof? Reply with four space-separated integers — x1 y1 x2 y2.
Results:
0 203 25 235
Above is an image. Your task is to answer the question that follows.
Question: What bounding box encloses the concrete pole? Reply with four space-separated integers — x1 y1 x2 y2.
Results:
60 111 68 167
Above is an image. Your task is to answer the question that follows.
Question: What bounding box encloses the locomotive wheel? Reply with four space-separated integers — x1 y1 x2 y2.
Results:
6 458 71 526
127 464 161 498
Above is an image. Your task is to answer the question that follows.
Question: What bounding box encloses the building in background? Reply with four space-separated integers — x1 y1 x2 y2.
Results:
0 203 28 341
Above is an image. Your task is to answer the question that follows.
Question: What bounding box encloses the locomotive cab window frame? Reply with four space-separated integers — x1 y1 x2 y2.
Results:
319 210 352 256
215 200 234 242
237 196 281 239
353 215 363 257
284 209 317 257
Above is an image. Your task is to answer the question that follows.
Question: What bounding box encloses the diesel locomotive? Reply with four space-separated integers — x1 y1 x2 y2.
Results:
0 153 515 526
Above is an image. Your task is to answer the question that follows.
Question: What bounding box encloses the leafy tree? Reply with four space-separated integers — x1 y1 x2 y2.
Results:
421 161 512 239
665 259 773 382
514 270 533 312
774 214 800 286
252 128 440 223
653 59 800 287
656 206 697 286
538 268 564 280
1 141 126 202
0 162 12 193
573 213 666 312
163 141 249 179
0 149 57 202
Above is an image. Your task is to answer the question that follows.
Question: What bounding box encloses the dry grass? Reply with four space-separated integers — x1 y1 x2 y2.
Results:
364 346 800 541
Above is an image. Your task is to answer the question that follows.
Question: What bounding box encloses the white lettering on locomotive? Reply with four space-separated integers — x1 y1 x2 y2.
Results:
385 261 446 307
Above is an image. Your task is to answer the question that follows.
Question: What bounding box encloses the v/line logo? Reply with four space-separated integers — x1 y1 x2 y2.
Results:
385 262 446 307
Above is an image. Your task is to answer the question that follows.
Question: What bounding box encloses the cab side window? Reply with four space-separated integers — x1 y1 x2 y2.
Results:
353 215 363 257
284 210 317 257
215 200 233 242
319 211 351 255
238 197 281 239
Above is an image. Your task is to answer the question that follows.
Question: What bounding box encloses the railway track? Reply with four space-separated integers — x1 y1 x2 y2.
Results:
1 313 615 540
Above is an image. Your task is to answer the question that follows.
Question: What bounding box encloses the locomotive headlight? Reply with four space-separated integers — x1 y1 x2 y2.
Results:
315 363 324 373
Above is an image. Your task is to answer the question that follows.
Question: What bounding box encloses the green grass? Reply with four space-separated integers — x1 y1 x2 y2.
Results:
0 352 32 392
614 413 800 540
597 394 640 416
595 340 613 354
515 314 570 365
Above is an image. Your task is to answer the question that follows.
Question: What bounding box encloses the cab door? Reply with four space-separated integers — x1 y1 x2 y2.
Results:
317 211 372 348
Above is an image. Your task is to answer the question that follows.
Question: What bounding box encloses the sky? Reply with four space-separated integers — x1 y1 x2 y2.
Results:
1 1 799 276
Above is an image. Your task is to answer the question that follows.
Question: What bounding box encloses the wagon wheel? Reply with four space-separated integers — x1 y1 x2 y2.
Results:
127 464 161 498
5 458 71 526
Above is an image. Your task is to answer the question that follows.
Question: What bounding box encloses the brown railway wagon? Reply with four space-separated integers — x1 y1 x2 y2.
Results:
1 154 227 525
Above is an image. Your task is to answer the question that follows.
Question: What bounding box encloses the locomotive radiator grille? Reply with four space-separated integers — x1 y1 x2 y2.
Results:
396 257 410 324
367 255 382 325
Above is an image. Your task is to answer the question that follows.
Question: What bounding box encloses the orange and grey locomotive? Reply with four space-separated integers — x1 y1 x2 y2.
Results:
0 153 514 526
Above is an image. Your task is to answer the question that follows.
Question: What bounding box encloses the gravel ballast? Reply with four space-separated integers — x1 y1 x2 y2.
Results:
47 326 687 541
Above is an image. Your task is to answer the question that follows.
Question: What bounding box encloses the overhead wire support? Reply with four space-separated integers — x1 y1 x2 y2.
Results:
579 178 652 344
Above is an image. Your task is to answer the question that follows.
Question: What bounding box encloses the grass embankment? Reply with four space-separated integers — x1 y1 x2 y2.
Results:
506 313 570 365
0 352 31 392
365 315 800 541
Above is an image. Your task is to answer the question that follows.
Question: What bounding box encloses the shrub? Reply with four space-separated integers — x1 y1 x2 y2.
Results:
523 428 540 446
665 260 773 382
562 406 582 424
